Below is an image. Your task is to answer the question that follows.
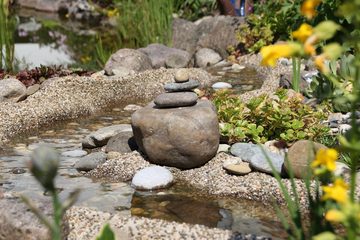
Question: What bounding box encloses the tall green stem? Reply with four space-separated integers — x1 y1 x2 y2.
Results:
292 57 301 92
52 192 62 240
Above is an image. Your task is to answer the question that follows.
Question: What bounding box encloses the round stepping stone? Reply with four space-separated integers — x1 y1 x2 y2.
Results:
212 82 232 90
154 92 198 108
174 69 189 83
164 79 200 92
223 162 252 175
131 166 173 190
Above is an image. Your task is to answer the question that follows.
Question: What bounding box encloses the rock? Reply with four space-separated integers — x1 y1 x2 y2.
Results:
250 150 284 174
223 162 252 175
75 152 107 172
131 166 173 190
139 43 191 69
195 48 222 68
231 64 245 71
335 161 350 176
222 155 242 167
174 69 190 83
212 82 232 90
26 84 40 96
16 0 61 12
0 78 27 103
106 151 122 160
328 112 343 124
123 104 142 111
196 16 243 58
172 18 199 56
62 149 88 158
82 124 132 149
154 92 198 108
230 143 263 162
131 100 219 169
164 79 200 92
339 124 352 134
165 54 191 69
105 131 138 153
286 140 327 178
264 140 287 156
217 144 230 153
104 49 152 76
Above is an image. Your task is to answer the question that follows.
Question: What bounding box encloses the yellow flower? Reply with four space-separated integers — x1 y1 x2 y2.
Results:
311 148 338 171
304 35 318 56
107 8 119 18
260 44 296 67
322 178 349 204
292 23 313 43
314 54 328 73
325 209 345 222
301 0 322 19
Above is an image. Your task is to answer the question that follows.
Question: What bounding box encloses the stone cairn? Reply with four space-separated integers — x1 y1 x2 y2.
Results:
131 69 219 169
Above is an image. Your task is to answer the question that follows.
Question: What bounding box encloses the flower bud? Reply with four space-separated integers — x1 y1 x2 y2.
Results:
29 145 59 192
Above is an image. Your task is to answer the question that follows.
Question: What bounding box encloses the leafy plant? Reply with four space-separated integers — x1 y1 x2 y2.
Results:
213 88 330 144
234 14 274 54
306 54 357 112
173 0 217 21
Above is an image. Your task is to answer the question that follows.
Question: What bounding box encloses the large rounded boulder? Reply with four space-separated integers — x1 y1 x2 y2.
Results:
131 100 219 169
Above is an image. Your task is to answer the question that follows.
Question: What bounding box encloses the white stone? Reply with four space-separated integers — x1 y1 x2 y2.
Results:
212 82 232 90
231 64 245 71
131 166 173 190
217 144 230 153
61 149 88 158
339 124 352 134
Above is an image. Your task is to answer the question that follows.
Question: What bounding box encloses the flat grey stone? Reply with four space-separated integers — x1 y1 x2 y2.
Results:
164 79 199 92
154 92 198 108
230 143 263 162
26 84 40 96
223 162 252 175
250 151 284 174
75 152 107 172
212 82 232 90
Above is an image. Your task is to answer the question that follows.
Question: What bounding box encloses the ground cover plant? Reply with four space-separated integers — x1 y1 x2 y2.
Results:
213 88 330 144
260 0 360 238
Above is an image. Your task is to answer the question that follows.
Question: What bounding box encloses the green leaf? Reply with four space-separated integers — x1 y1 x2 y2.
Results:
96 224 115 240
323 43 343 60
314 21 341 41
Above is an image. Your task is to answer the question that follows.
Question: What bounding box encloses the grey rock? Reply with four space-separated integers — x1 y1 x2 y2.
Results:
104 49 152 76
154 92 198 108
195 48 222 68
82 124 132 149
75 152 107 171
217 144 230 153
131 100 219 169
131 166 174 190
139 43 191 69
285 140 327 178
250 150 284 174
172 18 199 56
16 0 61 12
339 124 352 134
123 104 142 111
212 82 232 90
0 78 27 103
231 64 245 71
230 143 263 162
328 112 343 123
26 84 40 96
164 79 200 92
105 131 138 153
62 149 88 158
174 69 190 83
165 54 191 69
335 161 350 176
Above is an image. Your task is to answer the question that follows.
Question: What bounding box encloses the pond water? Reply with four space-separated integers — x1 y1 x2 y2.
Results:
0 105 285 239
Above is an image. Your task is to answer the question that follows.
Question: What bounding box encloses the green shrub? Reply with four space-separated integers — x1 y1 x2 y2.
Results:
173 0 217 21
213 88 330 144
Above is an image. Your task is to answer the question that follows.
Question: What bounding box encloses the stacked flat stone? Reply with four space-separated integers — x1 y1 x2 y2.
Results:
154 69 200 108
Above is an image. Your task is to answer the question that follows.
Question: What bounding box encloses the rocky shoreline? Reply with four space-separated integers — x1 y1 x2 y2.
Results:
0 56 286 240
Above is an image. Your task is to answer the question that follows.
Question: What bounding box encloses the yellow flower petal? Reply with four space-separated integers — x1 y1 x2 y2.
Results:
260 44 296 67
292 23 313 43
301 0 322 19
311 148 338 171
322 178 349 204
325 209 345 222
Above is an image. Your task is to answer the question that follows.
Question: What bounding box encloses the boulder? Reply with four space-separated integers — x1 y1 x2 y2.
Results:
285 140 327 178
131 100 219 169
172 18 199 56
131 166 173 190
75 152 107 172
195 48 222 68
139 43 191 69
0 78 27 103
105 131 138 153
82 124 132 149
104 49 152 76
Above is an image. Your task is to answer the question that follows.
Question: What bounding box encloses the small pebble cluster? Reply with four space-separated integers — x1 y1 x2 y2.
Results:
326 111 359 135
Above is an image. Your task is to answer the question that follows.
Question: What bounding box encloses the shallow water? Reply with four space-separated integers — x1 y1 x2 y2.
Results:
0 105 285 239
